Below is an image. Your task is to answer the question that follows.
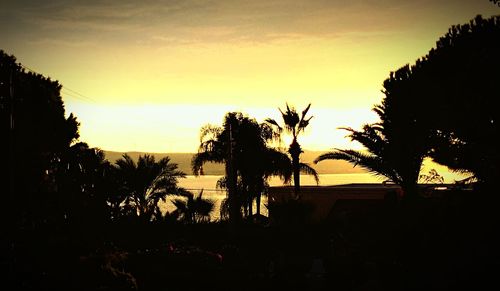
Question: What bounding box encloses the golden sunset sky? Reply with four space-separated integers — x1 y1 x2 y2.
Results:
1 0 498 153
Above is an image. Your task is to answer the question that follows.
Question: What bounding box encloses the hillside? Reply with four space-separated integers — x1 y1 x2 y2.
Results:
103 150 365 175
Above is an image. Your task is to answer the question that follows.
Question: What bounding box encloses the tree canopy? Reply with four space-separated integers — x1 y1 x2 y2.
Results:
385 15 500 184
1 50 80 226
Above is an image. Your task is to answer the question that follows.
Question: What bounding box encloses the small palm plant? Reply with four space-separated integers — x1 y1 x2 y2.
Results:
114 154 187 221
171 190 215 223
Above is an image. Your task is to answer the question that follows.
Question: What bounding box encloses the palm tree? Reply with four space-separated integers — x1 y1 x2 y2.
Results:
171 190 215 223
115 154 187 221
214 148 299 219
192 112 300 221
253 147 292 216
266 103 314 198
192 113 240 222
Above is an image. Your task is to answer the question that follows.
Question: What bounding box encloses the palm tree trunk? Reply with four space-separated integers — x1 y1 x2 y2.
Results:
227 166 240 222
226 165 241 223
289 140 302 198
293 157 300 198
227 123 241 223
248 181 257 217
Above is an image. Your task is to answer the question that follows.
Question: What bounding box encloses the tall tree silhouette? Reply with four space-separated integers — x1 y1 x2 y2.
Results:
115 154 187 221
417 15 500 186
192 113 241 222
317 15 500 198
0 50 79 230
266 103 315 198
192 112 299 221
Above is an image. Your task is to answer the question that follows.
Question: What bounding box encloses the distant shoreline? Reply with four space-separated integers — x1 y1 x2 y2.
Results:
103 150 365 175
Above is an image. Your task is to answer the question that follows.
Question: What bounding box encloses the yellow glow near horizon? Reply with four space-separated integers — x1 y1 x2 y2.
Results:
67 102 379 153
60 34 431 153
2 0 498 154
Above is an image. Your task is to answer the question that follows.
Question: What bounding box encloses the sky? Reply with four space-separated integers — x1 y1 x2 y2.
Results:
1 0 499 153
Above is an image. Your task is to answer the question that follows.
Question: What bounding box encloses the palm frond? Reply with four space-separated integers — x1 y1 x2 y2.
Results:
192 151 224 175
171 198 188 216
263 149 293 184
281 104 299 132
298 103 312 133
115 154 136 170
316 149 401 184
298 116 313 133
338 126 386 158
216 176 227 190
219 198 230 221
265 118 283 131
372 104 386 119
193 190 215 221
199 124 222 142
301 103 311 119
299 163 319 185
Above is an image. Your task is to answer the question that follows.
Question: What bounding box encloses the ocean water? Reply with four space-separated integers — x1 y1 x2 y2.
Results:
160 173 382 220
161 168 466 221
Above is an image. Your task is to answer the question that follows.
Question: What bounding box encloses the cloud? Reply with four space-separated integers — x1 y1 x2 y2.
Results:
26 37 96 48
4 0 492 48
5 0 421 45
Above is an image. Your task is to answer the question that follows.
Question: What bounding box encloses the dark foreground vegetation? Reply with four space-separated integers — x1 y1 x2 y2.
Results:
1 14 500 290
4 189 499 291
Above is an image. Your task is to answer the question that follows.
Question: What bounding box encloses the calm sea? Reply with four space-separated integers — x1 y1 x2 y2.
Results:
160 173 382 220
162 170 465 220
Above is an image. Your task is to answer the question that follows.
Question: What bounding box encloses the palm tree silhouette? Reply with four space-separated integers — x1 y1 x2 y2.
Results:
171 190 215 223
315 102 428 200
192 112 299 221
215 146 298 218
115 154 187 221
192 113 241 222
266 103 316 198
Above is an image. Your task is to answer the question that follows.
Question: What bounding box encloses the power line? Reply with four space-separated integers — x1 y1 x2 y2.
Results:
61 89 96 103
62 87 96 103
20 63 97 103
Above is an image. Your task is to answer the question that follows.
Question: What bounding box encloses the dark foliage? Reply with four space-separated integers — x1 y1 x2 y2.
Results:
378 15 500 186
1 50 80 228
171 190 215 223
317 15 500 199
267 199 315 226
420 15 500 185
114 154 187 221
